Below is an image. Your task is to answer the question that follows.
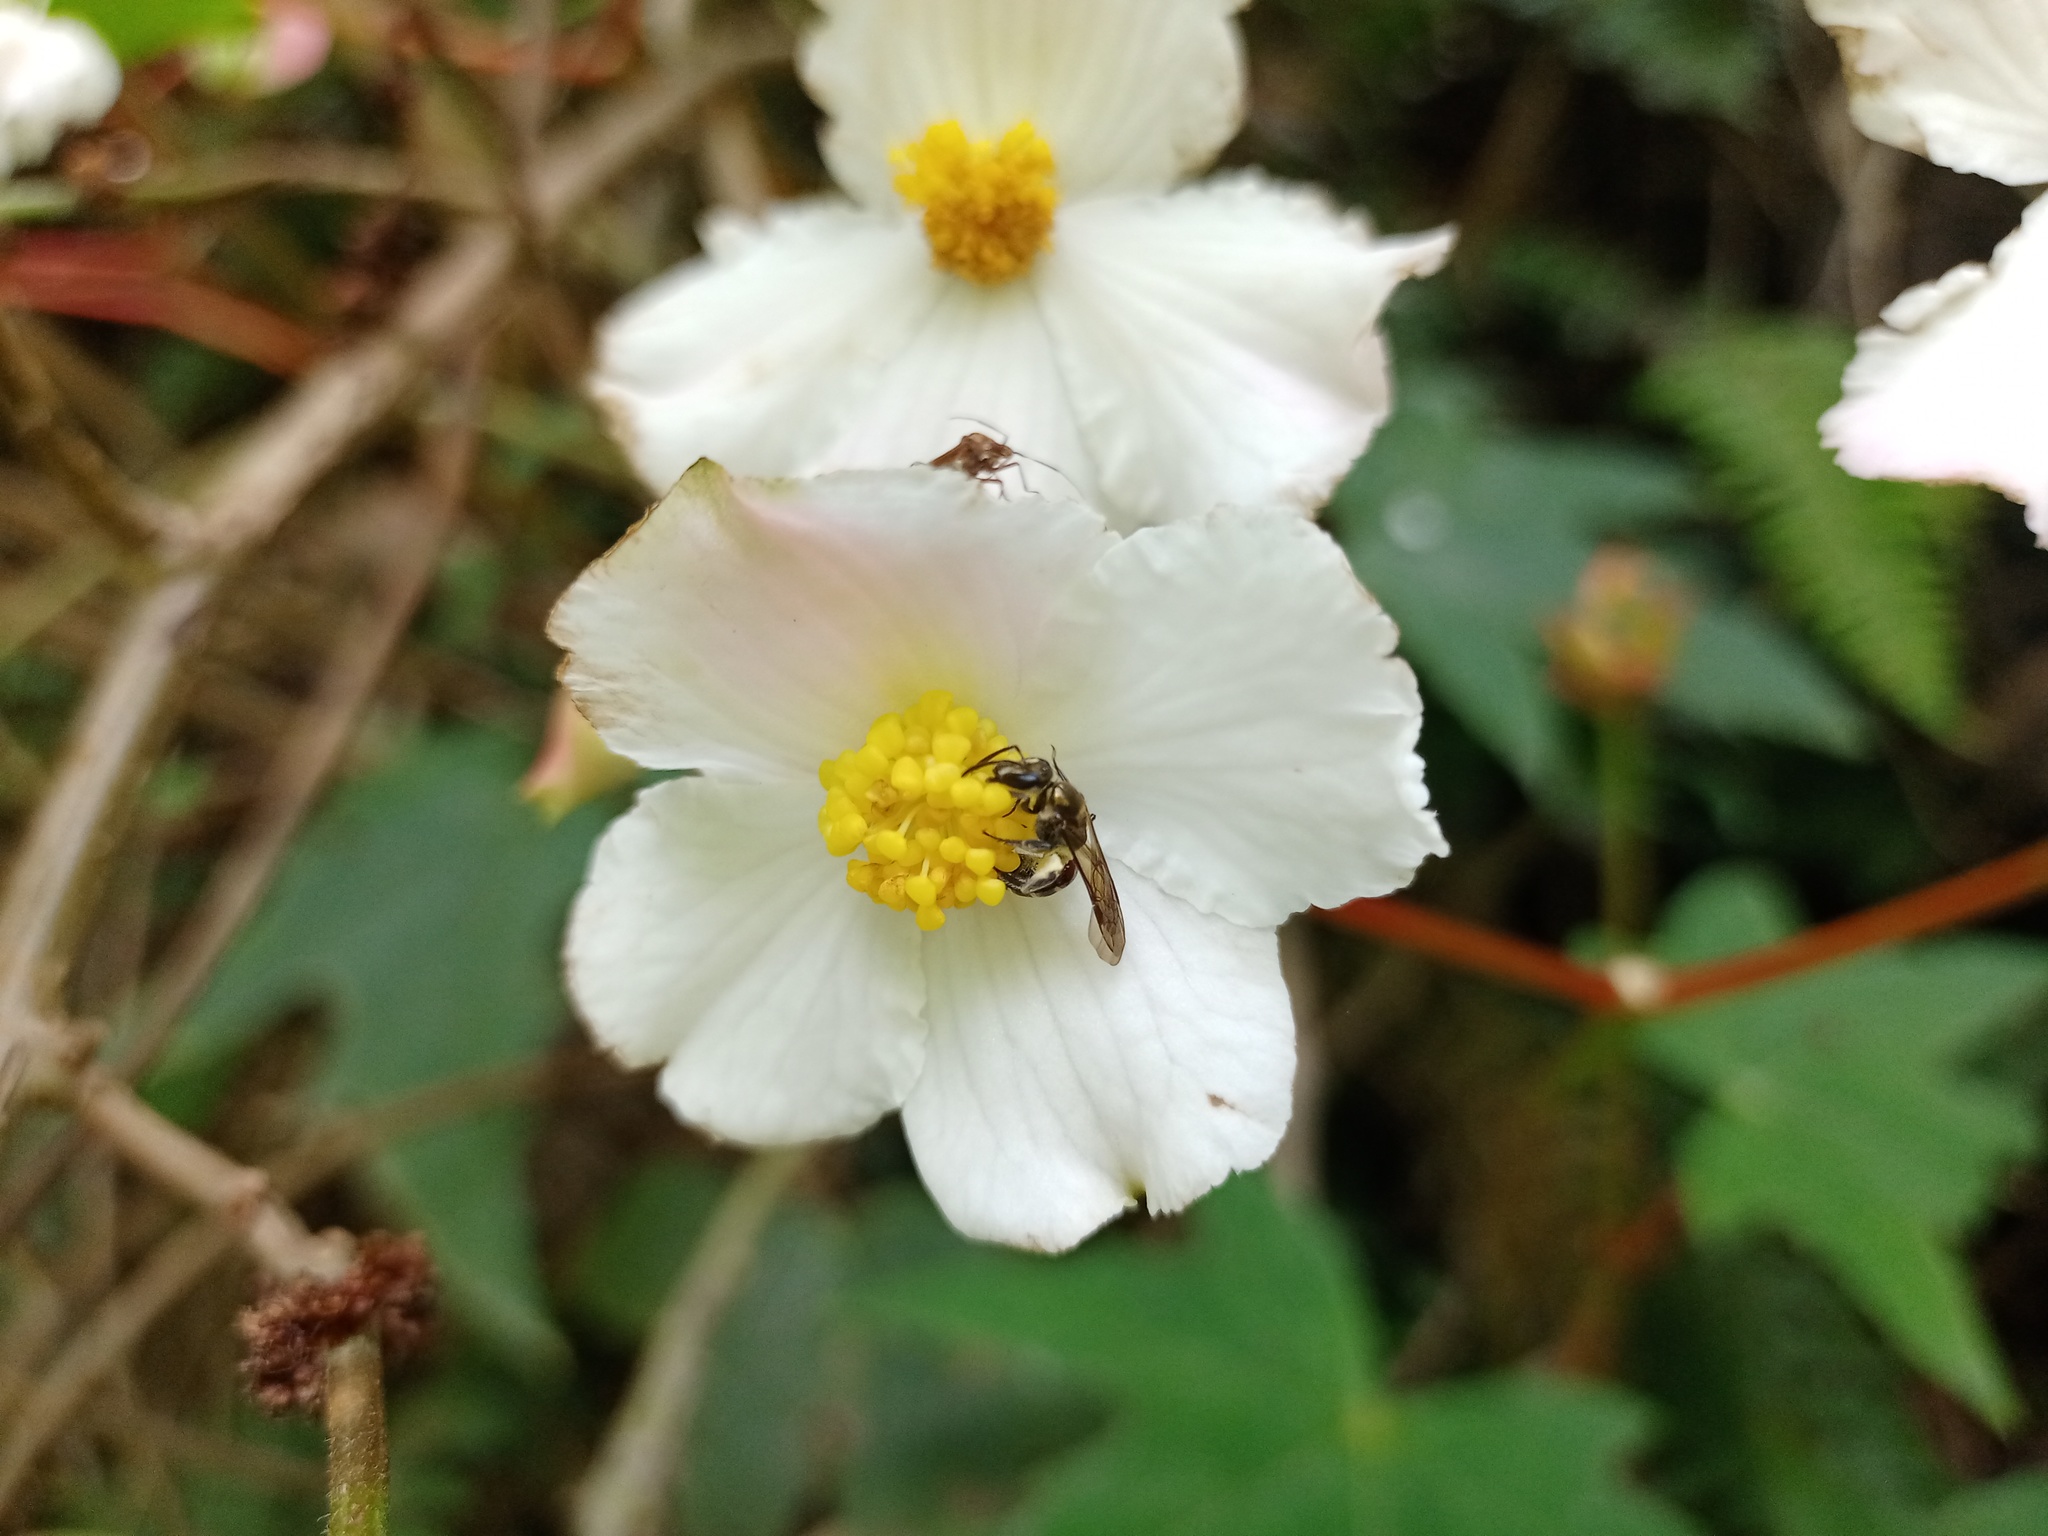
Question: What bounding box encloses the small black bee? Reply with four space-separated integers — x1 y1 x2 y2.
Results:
970 746 1125 965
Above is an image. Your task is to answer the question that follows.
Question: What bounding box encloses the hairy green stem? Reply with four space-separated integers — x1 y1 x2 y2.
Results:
1596 705 1653 944
325 1332 388 1536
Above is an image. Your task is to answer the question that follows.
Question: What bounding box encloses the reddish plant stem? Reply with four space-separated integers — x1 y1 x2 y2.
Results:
1318 833 2048 1017
1313 898 1620 1011
1662 835 2048 1006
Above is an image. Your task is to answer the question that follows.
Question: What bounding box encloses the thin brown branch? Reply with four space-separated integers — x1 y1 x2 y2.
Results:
510 0 561 165
132 145 498 212
73 1072 348 1279
0 1058 545 1508
571 1149 808 1536
0 310 187 549
121 377 484 1077
0 21 789 1121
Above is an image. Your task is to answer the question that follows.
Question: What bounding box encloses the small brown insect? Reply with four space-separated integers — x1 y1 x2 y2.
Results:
929 431 1018 486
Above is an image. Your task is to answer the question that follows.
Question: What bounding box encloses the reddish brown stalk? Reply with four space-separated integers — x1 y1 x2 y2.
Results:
1318 833 2048 1018
1314 898 1621 1011
1663 834 2048 1007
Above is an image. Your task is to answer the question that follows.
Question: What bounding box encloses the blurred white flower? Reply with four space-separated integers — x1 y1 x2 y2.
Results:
1807 0 2048 538
550 461 1443 1250
0 3 119 178
590 0 1454 532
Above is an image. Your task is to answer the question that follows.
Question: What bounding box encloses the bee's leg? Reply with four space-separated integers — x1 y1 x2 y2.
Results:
965 743 1027 774
993 836 1058 857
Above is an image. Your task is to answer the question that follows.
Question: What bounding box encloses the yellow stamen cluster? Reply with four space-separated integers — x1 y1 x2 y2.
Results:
818 690 1035 933
892 119 1057 286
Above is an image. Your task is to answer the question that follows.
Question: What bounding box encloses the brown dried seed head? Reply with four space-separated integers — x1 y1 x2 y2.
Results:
237 1230 438 1414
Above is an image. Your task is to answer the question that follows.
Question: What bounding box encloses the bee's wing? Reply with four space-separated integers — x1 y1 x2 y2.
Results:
1075 817 1125 966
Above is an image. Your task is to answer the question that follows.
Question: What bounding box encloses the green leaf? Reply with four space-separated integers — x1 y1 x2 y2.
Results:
154 729 609 1366
1638 1240 1950 1536
52 0 254 61
388 1352 551 1536
568 1157 846 1536
1933 1475 2048 1536
685 1205 844 1536
1484 0 1773 120
863 1176 1699 1535
1638 865 2048 1425
1665 599 1873 760
568 1158 728 1341
1329 370 1867 800
1330 372 1690 797
1641 321 1981 738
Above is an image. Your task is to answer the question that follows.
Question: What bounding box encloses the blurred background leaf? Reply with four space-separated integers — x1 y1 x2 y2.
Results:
51 0 254 61
864 1175 1699 1535
150 729 611 1367
1640 865 2048 1426
1640 324 1982 740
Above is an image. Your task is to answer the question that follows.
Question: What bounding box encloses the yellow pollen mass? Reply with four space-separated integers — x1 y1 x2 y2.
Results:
819 689 1033 934
892 119 1057 286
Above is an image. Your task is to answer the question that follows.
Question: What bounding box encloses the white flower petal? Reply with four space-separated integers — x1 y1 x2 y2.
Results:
1029 512 1444 929
902 864 1292 1251
1807 0 2048 184
591 199 1100 505
0 7 120 178
1821 194 2048 533
548 461 1114 778
1038 174 1456 527
593 201 936 491
800 0 1247 208
566 777 927 1142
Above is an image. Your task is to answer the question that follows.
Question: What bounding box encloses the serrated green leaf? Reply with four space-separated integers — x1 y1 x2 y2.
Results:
862 1176 1699 1535
1638 865 2048 1424
52 0 254 61
153 729 608 1367
1641 322 1981 738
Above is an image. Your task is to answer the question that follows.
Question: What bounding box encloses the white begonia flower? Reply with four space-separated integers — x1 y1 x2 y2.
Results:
0 4 119 179
551 461 1444 1251
590 0 1454 533
1806 0 2048 538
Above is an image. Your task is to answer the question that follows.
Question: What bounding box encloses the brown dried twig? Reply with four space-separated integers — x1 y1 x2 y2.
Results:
0 1057 545 1509
0 309 190 551
0 19 788 1124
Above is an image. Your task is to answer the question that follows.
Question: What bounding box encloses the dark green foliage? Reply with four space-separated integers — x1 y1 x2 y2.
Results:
866 1175 1699 1535
1329 370 1870 807
152 729 610 1366
568 1158 847 1536
1484 0 1774 120
1640 866 2048 1425
1641 323 1983 739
